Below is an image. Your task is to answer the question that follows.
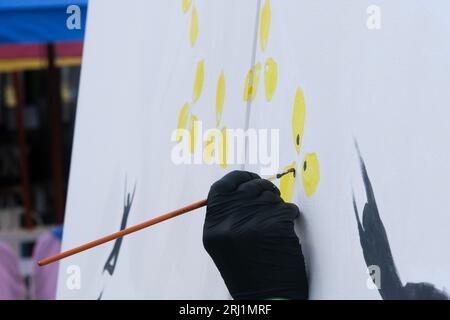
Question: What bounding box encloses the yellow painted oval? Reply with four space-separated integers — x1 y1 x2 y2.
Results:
193 60 204 103
216 70 225 127
243 63 261 102
259 0 271 52
279 161 296 202
190 6 199 47
176 103 190 143
292 87 306 155
301 153 320 197
182 0 191 13
264 57 277 102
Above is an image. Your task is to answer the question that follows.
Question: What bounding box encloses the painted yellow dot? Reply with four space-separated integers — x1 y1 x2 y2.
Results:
193 60 204 103
301 153 320 197
243 63 261 102
279 161 296 203
292 87 306 155
264 58 277 102
216 70 225 127
259 0 271 52
190 6 199 48
176 103 190 143
182 0 191 13
189 114 199 154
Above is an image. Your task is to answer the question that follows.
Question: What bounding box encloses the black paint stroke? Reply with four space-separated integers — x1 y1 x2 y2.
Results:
353 141 448 300
103 179 136 276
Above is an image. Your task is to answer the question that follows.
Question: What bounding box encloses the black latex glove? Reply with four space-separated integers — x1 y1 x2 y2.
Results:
203 170 308 300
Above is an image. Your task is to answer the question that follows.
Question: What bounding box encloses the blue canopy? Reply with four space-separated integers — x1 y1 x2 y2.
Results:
0 0 88 44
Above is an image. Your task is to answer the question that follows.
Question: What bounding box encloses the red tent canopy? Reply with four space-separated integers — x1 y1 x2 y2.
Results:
0 41 82 72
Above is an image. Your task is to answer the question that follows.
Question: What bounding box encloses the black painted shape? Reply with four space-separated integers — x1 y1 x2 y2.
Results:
103 180 136 276
353 142 448 300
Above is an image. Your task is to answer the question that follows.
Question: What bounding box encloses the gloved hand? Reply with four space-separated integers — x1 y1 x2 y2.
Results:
203 170 308 300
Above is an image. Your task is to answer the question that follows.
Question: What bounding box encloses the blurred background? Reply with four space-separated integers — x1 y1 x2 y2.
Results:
0 0 88 299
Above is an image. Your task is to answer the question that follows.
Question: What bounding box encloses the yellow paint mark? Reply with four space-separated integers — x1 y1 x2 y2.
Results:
190 6 199 48
193 60 204 103
292 87 306 155
216 71 225 127
279 162 296 202
182 0 191 13
259 0 271 52
176 103 190 143
219 127 228 169
264 58 277 102
189 115 199 154
301 153 320 197
243 63 261 102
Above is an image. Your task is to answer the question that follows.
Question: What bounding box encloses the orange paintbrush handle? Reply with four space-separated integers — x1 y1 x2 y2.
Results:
38 198 208 266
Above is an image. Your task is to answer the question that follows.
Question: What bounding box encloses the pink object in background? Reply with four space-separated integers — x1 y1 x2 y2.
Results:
0 241 25 300
31 226 62 300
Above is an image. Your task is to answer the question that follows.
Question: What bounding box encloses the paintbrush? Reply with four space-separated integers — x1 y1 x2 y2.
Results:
38 169 296 266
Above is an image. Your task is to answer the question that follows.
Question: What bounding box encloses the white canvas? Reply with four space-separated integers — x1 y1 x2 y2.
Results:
58 0 450 299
